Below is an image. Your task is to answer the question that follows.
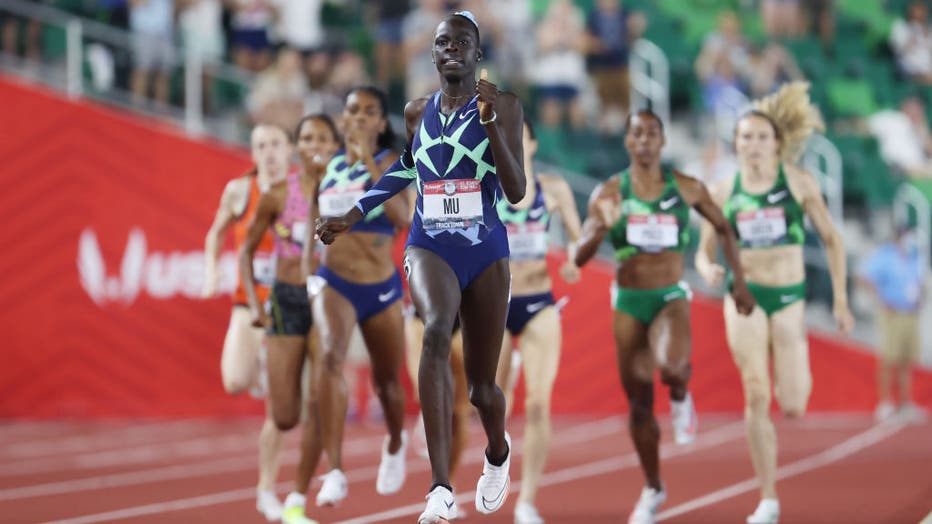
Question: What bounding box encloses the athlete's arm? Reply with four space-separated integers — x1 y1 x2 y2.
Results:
302 176 322 281
694 178 730 288
790 165 854 333
679 173 754 315
544 175 584 282
240 192 279 327
317 99 427 245
202 178 246 297
479 83 526 204
574 177 618 267
368 151 412 230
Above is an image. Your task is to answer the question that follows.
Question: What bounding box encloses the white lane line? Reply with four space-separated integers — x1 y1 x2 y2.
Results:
331 421 747 524
0 420 225 460
42 417 623 524
655 419 907 521
0 432 386 501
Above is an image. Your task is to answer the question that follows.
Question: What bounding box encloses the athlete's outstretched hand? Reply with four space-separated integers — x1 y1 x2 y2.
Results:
316 207 363 245
834 303 855 334
731 280 756 316
476 69 497 124
250 306 270 329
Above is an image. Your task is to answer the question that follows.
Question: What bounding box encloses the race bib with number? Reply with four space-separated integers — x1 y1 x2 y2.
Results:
290 221 307 245
626 214 678 251
422 179 484 230
318 184 366 217
506 223 548 260
736 207 786 245
253 254 275 286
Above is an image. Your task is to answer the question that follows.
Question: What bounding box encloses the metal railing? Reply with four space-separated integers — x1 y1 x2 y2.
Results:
629 38 670 126
0 0 256 141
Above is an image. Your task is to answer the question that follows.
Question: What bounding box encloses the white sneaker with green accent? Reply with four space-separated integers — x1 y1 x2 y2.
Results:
255 489 282 521
418 485 455 524
376 430 407 495
281 493 318 524
475 432 511 514
315 469 347 507
670 393 697 445
746 498 780 524
627 486 666 524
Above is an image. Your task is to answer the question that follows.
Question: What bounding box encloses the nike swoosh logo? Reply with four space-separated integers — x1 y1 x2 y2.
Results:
663 292 682 302
780 294 796 303
378 290 396 302
445 500 455 510
526 301 547 313
528 207 545 219
481 480 509 511
659 197 679 210
767 190 788 204
459 108 477 120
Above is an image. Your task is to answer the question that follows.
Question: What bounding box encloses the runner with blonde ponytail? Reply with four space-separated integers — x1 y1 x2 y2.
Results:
696 82 855 524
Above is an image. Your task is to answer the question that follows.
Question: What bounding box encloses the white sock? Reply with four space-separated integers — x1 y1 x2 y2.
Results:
284 492 306 509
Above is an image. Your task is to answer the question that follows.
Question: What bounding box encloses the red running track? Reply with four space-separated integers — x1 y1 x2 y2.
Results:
0 414 928 523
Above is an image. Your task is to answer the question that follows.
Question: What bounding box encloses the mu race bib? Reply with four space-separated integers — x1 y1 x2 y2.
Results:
422 179 483 230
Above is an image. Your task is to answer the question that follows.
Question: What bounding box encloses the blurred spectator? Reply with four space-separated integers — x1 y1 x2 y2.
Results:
858 223 927 423
801 0 835 45
129 0 175 106
304 50 344 116
2 1 51 63
868 96 932 178
680 138 738 186
273 0 324 54
695 11 751 86
890 1 932 85
531 0 587 130
247 46 308 131
328 50 372 97
747 41 805 98
584 0 645 134
403 0 446 100
368 0 411 87
226 0 277 72
485 0 533 93
761 0 802 39
178 0 224 112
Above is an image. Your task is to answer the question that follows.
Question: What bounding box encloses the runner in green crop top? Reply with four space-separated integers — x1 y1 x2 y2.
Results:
574 109 755 523
695 87 855 524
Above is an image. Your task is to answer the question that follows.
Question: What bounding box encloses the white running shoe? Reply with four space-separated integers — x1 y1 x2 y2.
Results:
671 393 697 445
418 485 456 524
315 469 347 507
746 498 780 523
627 486 666 524
255 489 282 521
475 432 511 514
376 430 407 495
448 498 466 521
281 492 318 524
514 501 544 524
874 400 896 423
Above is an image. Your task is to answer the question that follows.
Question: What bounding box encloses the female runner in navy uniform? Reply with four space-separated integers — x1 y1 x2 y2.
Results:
317 11 526 524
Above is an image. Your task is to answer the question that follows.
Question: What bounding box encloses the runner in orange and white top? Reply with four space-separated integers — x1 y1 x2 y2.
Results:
201 157 285 520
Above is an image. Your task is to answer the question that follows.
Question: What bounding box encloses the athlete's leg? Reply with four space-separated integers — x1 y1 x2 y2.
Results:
495 334 515 416
614 310 657 489
459 258 511 464
449 332 470 477
770 301 811 418
294 327 325 494
267 334 309 431
221 307 262 394
725 295 777 500
649 299 692 402
258 399 285 491
406 247 461 489
312 287 359 470
515 306 561 506
360 302 407 452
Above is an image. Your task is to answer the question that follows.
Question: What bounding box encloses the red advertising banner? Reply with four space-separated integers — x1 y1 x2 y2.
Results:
1 78 928 418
